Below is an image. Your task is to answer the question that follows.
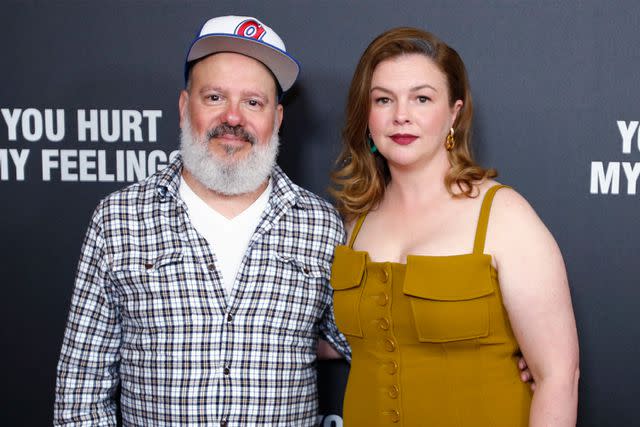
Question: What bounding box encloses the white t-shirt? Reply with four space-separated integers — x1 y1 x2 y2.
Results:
179 177 271 293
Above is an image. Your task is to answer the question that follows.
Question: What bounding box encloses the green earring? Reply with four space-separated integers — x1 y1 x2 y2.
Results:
368 135 378 153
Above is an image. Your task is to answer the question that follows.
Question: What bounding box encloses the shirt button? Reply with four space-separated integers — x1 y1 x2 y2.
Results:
223 365 230 375
377 293 389 306
378 318 390 331
389 385 399 399
303 266 310 274
386 360 398 375
220 418 228 426
226 313 233 322
207 263 216 271
384 338 396 352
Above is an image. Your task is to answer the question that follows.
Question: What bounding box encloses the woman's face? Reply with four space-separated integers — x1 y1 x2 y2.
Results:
368 53 462 170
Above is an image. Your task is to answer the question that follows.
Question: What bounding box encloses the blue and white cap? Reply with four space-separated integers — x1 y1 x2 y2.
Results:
185 15 300 91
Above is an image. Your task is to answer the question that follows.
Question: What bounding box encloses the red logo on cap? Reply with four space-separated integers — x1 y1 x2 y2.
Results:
235 19 266 40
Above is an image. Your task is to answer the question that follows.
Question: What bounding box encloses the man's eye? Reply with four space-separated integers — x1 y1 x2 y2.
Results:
208 94 221 102
248 99 262 107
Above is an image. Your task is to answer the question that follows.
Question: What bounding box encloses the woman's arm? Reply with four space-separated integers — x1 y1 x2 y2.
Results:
488 188 579 427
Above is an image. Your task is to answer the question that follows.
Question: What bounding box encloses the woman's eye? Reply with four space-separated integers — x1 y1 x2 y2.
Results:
417 96 430 103
375 97 390 104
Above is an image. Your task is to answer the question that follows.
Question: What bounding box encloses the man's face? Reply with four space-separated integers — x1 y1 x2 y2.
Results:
179 52 283 164
178 52 284 195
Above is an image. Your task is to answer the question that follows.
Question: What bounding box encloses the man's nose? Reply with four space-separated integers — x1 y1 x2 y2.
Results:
222 102 243 126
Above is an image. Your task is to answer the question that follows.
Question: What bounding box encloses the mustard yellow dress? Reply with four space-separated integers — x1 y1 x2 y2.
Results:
331 185 532 426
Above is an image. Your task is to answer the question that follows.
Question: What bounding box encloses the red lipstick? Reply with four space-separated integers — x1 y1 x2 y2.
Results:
390 134 417 145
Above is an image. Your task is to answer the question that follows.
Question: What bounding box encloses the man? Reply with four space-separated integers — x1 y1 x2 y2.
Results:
54 16 349 426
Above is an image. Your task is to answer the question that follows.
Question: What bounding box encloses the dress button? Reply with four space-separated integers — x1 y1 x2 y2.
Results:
381 267 390 283
376 293 389 306
388 385 399 399
378 318 390 331
383 410 400 423
383 338 396 352
386 360 398 375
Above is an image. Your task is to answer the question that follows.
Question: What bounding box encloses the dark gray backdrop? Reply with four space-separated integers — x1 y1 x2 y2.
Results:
1 1 638 426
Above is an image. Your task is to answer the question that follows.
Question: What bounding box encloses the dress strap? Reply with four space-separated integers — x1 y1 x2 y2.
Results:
347 213 368 249
472 184 510 254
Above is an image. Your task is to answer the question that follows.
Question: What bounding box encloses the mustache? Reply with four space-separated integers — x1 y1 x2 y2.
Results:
207 124 257 145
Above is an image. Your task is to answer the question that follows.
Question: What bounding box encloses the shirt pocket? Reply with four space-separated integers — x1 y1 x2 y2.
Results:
403 255 494 343
111 250 193 330
329 245 366 338
263 253 329 339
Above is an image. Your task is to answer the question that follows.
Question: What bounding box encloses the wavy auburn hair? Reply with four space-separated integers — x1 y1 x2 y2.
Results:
331 27 497 221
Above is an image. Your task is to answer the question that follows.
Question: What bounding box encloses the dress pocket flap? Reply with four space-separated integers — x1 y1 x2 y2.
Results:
330 246 366 290
404 254 493 301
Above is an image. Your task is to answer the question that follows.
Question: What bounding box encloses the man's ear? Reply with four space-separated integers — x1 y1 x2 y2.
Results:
178 90 189 128
276 104 284 130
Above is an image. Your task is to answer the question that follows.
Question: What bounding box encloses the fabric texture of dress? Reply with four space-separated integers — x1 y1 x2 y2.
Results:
331 185 532 426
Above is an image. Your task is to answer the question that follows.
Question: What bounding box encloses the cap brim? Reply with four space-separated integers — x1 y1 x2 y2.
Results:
186 34 300 91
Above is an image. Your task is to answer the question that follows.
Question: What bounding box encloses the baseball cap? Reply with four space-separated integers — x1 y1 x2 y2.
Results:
185 15 300 92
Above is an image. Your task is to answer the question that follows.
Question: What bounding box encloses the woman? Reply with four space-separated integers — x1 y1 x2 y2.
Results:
328 27 579 426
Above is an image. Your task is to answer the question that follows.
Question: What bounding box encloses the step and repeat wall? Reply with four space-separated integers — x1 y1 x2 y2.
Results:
1 1 638 425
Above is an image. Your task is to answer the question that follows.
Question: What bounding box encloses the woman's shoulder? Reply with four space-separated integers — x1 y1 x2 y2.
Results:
451 178 516 202
343 213 366 247
482 181 556 255
480 180 537 223
344 219 356 237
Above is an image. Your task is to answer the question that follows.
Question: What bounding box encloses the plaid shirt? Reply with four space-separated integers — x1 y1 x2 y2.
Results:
54 156 351 426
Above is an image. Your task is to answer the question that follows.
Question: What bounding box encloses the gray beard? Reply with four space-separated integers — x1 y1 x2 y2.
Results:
180 115 280 196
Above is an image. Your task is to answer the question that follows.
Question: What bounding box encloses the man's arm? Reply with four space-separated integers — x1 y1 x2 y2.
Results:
317 300 351 362
54 203 121 426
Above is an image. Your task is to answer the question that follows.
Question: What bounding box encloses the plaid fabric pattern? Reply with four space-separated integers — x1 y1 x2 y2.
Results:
54 156 351 426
